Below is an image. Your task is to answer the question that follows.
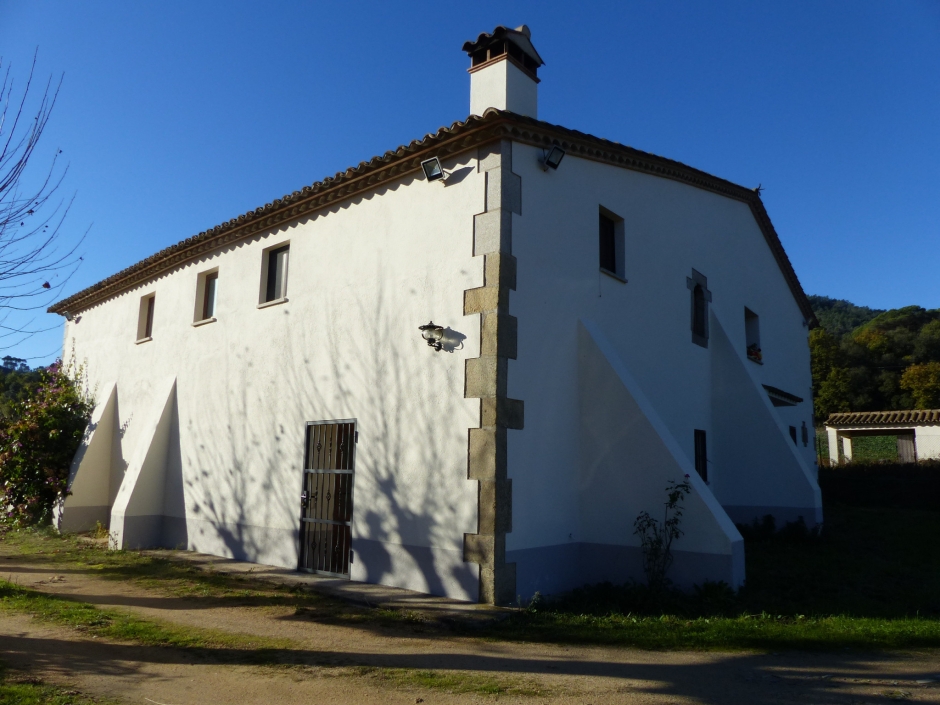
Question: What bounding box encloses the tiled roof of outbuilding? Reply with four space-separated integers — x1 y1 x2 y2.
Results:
826 409 940 427
49 109 817 325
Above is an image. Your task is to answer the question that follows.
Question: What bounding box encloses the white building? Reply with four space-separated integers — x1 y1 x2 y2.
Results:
825 410 940 464
52 26 821 604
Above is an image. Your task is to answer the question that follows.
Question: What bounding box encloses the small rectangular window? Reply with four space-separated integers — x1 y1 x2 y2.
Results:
694 429 708 482
745 308 761 363
262 244 290 303
136 293 155 342
146 296 155 337
203 271 218 319
194 269 219 323
598 207 625 280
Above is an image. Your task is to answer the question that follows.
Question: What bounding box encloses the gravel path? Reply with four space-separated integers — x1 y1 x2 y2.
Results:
1 553 938 704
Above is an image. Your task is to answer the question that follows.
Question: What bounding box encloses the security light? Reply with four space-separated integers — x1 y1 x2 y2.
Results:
421 157 447 183
63 311 74 321
419 321 445 351
541 145 565 171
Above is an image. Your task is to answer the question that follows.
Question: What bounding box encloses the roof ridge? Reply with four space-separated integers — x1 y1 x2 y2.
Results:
826 409 940 426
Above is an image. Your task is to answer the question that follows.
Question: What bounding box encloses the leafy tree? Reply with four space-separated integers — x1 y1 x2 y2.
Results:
0 359 92 525
0 363 41 419
900 362 940 410
810 297 940 416
815 367 855 420
808 295 884 339
913 320 940 363
2 356 29 372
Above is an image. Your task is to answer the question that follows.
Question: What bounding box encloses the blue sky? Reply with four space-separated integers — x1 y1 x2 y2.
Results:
1 0 938 365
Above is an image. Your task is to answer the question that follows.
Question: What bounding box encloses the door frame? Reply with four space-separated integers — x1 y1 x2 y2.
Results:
298 418 357 578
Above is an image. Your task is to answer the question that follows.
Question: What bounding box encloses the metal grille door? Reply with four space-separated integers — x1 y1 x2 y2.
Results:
299 420 356 577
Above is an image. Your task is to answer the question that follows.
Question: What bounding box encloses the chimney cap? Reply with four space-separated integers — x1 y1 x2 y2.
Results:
462 24 545 69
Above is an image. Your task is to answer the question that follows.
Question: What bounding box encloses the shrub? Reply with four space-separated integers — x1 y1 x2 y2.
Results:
633 478 691 592
818 461 940 511
0 359 93 525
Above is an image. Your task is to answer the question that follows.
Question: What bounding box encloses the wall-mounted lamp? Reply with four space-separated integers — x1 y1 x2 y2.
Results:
540 145 566 171
419 321 445 350
421 157 449 184
63 311 74 321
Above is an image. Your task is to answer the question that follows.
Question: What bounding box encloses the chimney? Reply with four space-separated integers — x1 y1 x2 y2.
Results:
463 25 544 119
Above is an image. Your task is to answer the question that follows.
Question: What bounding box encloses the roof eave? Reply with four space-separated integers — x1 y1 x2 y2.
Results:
50 109 816 326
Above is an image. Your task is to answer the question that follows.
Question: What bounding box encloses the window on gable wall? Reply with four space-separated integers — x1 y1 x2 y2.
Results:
687 269 711 347
745 308 761 363
598 208 625 281
694 429 708 482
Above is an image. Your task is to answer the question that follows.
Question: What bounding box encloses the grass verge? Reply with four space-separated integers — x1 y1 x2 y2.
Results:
0 579 290 653
353 666 547 697
0 527 413 630
489 609 940 651
0 663 112 705
0 579 541 697
486 506 940 650
3 506 940 651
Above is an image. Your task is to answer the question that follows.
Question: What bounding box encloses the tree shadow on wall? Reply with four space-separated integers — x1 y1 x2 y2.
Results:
177 264 478 600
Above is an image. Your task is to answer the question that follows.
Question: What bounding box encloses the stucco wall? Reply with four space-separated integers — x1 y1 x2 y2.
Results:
506 141 818 566
470 60 538 118
916 427 940 459
63 152 485 600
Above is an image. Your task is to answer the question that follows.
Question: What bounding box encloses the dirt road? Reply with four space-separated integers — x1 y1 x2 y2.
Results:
1 554 938 704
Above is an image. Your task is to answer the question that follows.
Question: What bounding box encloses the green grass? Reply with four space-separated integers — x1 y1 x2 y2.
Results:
0 579 539 698
0 665 109 705
485 506 940 650
351 666 547 697
490 609 940 651
0 550 535 697
0 528 409 629
0 579 290 653
3 506 940 652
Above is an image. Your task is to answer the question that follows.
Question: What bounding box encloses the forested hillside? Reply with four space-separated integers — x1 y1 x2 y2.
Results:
0 356 41 419
809 295 940 421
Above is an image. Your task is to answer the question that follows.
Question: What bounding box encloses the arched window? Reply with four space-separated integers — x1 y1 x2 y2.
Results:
687 269 710 347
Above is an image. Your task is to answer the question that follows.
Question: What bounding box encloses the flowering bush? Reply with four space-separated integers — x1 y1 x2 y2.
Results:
0 359 93 525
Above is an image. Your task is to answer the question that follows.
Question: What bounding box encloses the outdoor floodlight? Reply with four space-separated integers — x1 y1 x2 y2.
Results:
63 311 74 321
419 321 445 351
541 145 566 171
421 157 447 183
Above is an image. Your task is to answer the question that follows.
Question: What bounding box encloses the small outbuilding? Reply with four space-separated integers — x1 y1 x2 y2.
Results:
825 410 940 464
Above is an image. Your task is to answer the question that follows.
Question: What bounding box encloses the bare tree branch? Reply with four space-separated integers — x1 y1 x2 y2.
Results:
0 50 85 352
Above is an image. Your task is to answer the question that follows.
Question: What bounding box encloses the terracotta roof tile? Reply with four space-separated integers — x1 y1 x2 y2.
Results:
49 109 816 325
826 409 940 427
462 25 544 66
